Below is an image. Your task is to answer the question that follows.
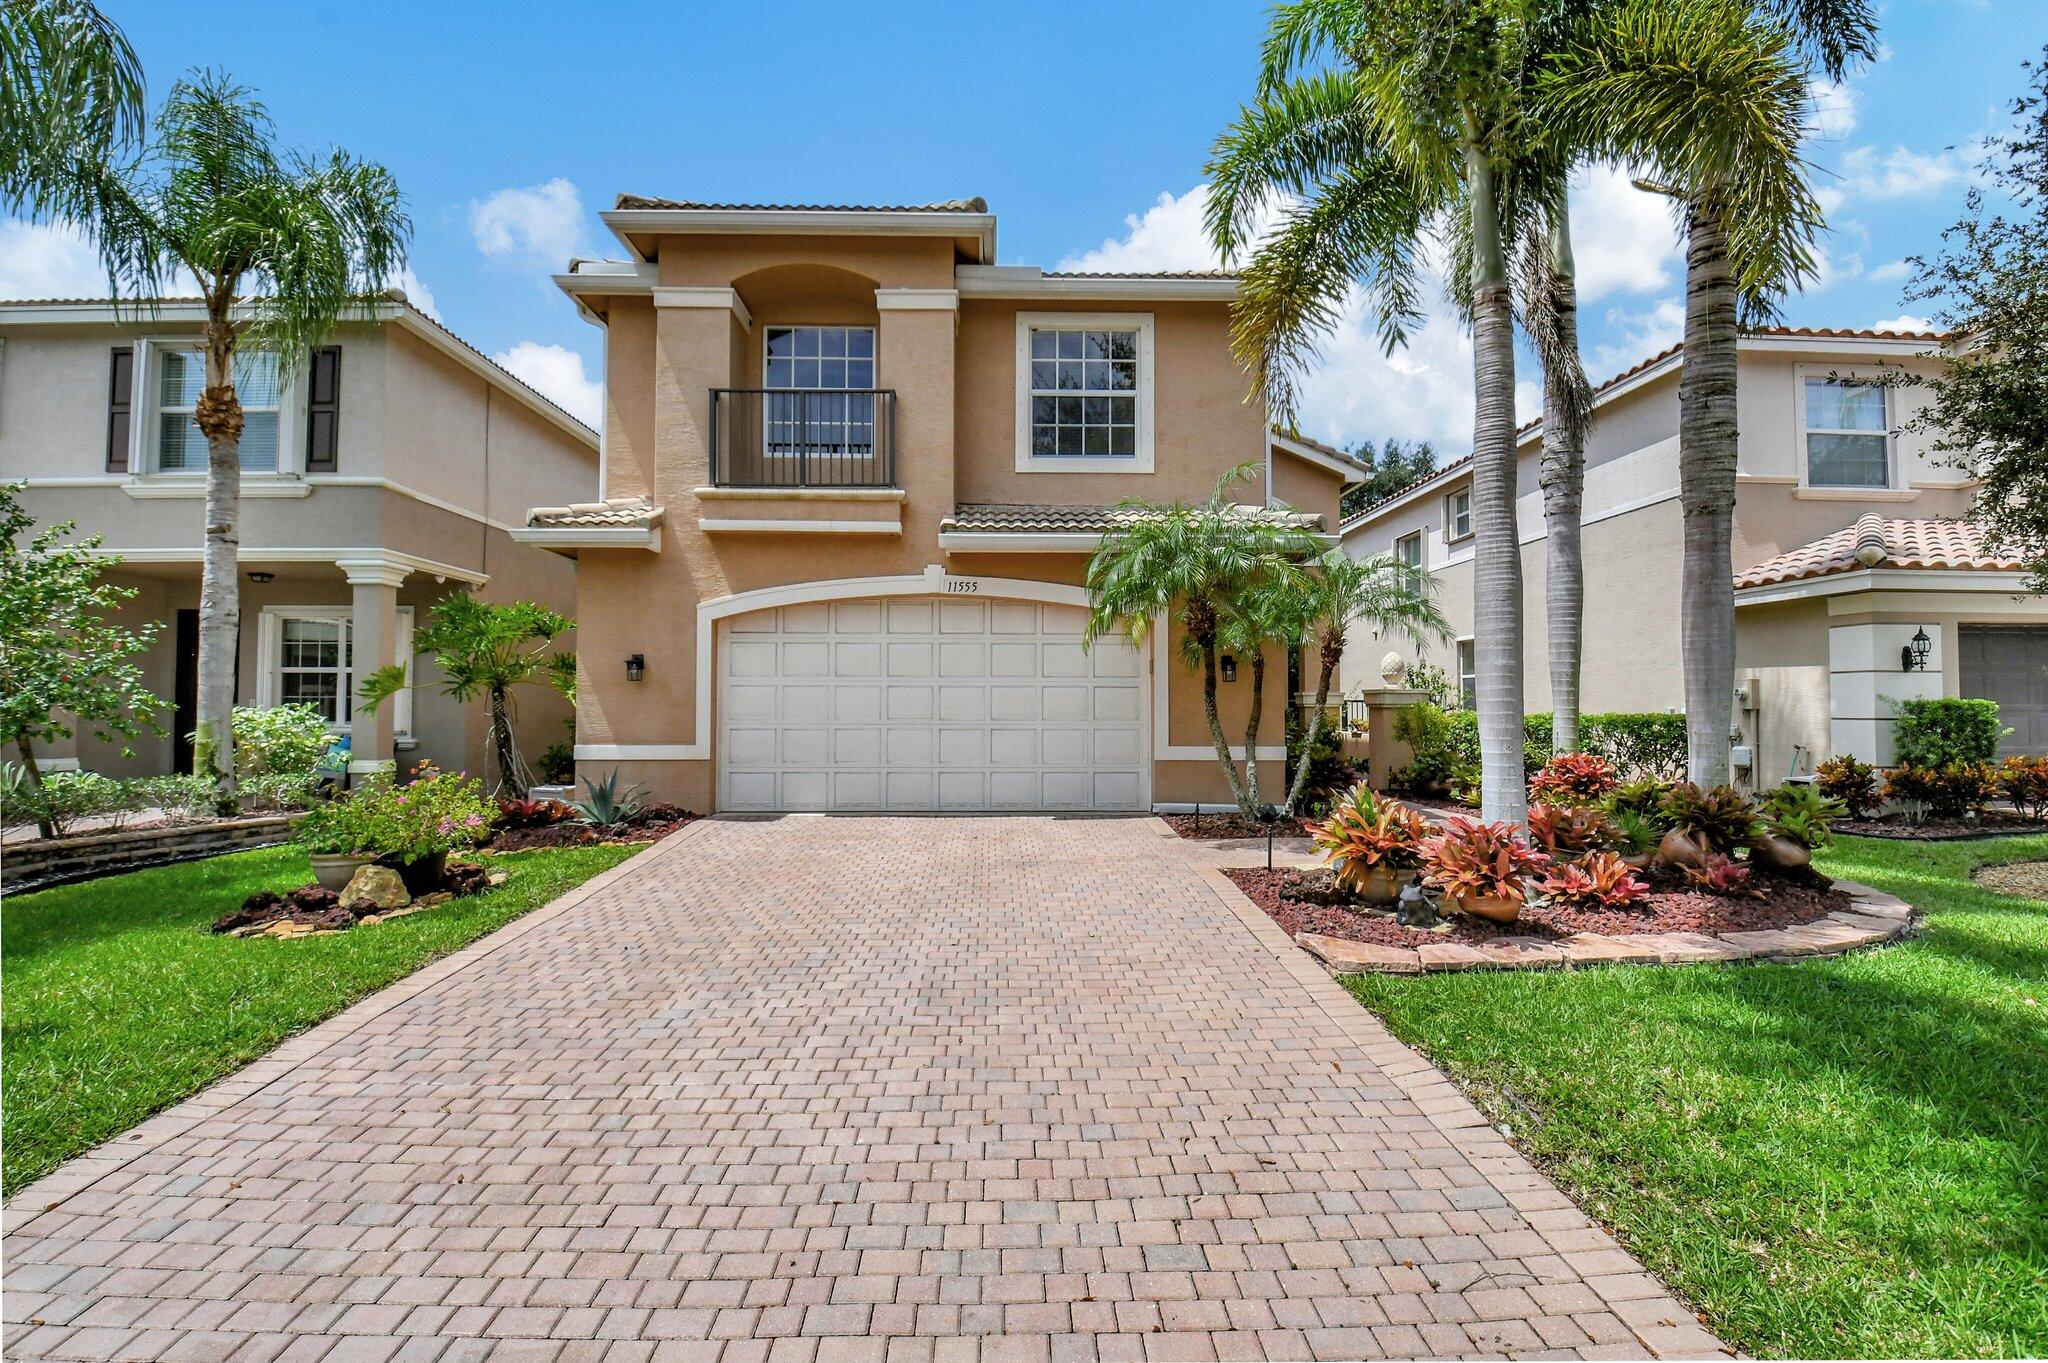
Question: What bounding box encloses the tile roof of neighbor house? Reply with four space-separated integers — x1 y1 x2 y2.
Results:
942 503 1325 535
613 195 991 213
1274 428 1372 472
524 497 664 530
1338 324 1955 530
1735 514 2021 588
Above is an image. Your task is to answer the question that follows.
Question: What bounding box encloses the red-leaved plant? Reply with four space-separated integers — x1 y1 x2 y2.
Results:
1526 801 1615 860
1684 853 1764 898
1307 784 1430 885
496 797 570 829
1420 816 1551 907
1529 752 1619 807
1539 850 1650 910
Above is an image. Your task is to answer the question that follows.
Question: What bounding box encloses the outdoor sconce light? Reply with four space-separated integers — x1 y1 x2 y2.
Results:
1220 654 1238 683
247 570 274 584
1901 628 1931 672
625 653 645 682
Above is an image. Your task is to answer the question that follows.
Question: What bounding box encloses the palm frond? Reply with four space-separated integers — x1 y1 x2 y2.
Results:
0 0 145 217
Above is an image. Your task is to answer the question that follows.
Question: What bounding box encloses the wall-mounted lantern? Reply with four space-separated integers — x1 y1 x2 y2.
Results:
625 653 646 683
1901 628 1931 672
1220 654 1238 683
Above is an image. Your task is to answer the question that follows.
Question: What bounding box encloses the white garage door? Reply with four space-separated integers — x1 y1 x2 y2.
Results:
718 595 1146 812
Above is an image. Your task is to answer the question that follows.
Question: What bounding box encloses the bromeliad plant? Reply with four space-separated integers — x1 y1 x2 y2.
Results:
1658 782 1759 859
1529 752 1619 807
1760 783 1845 850
1308 783 1430 896
1419 816 1551 917
1539 850 1650 911
1686 853 1764 899
1526 801 1614 861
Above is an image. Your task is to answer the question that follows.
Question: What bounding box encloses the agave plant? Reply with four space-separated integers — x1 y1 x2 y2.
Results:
1659 783 1759 855
1526 801 1615 860
569 770 645 829
1529 752 1619 808
1684 853 1764 899
1759 783 1845 850
1539 851 1650 911
1420 816 1551 911
1307 783 1430 887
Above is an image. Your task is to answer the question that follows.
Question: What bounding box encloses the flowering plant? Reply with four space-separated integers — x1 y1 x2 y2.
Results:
304 764 494 862
1419 816 1550 906
1529 752 1619 807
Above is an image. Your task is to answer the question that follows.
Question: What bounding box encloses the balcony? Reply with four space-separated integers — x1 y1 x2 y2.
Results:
710 388 897 489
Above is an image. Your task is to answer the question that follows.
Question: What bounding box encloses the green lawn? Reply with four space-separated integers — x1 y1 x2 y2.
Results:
2 840 640 1196
1346 833 2048 1359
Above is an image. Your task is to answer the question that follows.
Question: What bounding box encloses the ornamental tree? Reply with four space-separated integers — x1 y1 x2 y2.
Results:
0 484 165 835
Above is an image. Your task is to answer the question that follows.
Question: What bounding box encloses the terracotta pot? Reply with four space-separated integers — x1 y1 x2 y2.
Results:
1345 863 1414 906
1445 891 1521 923
1748 833 1811 870
1656 828 1706 868
1620 850 1654 872
308 852 375 893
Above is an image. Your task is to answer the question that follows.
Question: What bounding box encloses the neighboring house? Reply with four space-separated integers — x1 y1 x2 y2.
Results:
523 196 1362 812
1340 327 2046 784
0 293 598 782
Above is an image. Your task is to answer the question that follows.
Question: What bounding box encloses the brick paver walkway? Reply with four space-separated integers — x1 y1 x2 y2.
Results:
3 817 1725 1362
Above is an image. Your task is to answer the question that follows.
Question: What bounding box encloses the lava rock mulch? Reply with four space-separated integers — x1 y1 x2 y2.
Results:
490 804 700 851
212 861 499 939
1162 812 1310 840
1834 810 2048 841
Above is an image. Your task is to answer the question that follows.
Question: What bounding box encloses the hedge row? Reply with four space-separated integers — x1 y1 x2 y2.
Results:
1439 709 1689 779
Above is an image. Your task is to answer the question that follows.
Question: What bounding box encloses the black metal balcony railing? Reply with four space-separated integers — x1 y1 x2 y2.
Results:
710 388 897 489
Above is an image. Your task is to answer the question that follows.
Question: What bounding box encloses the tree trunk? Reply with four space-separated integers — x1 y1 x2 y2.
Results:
1678 196 1739 787
490 684 526 799
1283 630 1344 813
1466 144 1528 827
1243 646 1268 812
15 736 55 839
193 313 243 814
1540 209 1587 757
1188 598 1253 814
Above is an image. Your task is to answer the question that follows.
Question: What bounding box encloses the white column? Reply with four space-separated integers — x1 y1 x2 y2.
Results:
338 558 409 776
1828 620 1943 765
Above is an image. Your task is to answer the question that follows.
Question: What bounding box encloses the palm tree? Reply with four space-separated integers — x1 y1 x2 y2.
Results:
1210 0 1553 826
1279 549 1451 813
1543 0 1872 783
1085 466 1317 816
0 0 145 214
41 71 409 807
358 595 575 799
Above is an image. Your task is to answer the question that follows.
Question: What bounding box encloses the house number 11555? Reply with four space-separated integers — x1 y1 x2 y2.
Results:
945 579 980 594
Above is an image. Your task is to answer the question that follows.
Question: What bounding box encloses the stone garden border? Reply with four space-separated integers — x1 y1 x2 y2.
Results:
0 815 300 893
1294 878 1918 975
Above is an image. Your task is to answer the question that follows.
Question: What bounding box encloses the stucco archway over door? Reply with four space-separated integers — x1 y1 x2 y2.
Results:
716 593 1145 812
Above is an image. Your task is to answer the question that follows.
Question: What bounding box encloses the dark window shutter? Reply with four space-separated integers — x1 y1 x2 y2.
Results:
305 345 341 471
106 346 134 472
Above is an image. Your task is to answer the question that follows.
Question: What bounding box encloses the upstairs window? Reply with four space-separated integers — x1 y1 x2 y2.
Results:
763 327 876 460
1803 378 1890 488
764 326 874 390
1457 639 1477 709
157 349 280 472
1394 530 1423 588
1015 312 1155 472
1444 487 1473 541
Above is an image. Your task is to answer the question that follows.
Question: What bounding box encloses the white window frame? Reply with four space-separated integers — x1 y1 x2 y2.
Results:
1796 365 1895 490
129 338 304 481
1444 487 1473 542
254 606 414 740
1013 311 1155 473
759 324 879 462
1455 637 1476 710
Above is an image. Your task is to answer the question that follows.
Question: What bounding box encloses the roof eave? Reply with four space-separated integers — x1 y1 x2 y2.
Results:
601 207 996 264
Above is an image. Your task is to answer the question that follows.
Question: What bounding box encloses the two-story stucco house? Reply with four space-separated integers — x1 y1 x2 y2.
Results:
0 293 598 781
1340 327 2047 786
520 197 1363 813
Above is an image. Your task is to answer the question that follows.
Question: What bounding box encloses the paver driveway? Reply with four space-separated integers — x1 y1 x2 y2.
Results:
4 817 1724 1362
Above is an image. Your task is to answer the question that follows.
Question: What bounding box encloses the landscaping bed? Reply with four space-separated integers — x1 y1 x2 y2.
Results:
1833 809 2048 840
1162 811 1309 840
491 803 697 851
1972 857 2048 900
1228 863 1847 948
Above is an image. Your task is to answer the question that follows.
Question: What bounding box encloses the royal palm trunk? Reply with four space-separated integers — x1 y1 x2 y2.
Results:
1539 212 1586 757
1678 196 1738 787
1466 147 1528 828
193 314 243 811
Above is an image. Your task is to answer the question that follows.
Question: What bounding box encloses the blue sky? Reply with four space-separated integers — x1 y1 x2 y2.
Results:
4 0 2040 452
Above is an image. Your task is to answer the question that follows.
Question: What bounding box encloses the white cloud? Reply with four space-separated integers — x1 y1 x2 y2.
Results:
0 218 115 299
391 265 440 319
493 341 602 427
1870 313 1933 334
1567 165 1682 303
1587 298 1685 381
469 179 585 270
1059 188 1255 274
1808 242 1862 293
1830 145 1968 202
1810 79 1859 138
1867 258 1912 285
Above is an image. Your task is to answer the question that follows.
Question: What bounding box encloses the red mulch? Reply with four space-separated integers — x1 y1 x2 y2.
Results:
1162 812 1310 840
1835 810 2048 841
490 805 699 851
1225 865 1848 949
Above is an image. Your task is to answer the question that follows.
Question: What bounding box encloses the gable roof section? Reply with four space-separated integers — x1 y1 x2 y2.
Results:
1271 429 1370 483
614 195 988 213
1735 515 2020 589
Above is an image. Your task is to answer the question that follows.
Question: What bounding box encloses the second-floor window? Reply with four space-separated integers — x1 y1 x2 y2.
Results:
764 326 875 459
1444 487 1472 541
1395 530 1423 588
1015 312 1155 472
1803 377 1890 488
158 349 280 472
1457 639 1476 709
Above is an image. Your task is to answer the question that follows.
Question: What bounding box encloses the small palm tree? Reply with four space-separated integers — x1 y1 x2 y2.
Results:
0 0 145 214
1279 550 1451 813
358 595 575 799
34 71 410 808
1085 466 1317 816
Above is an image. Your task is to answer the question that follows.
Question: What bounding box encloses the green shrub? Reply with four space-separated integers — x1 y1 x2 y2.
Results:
538 740 576 786
22 770 126 835
122 773 213 822
1391 702 1458 792
241 771 322 812
1891 698 2007 769
1437 709 1684 780
230 704 334 777
294 765 493 860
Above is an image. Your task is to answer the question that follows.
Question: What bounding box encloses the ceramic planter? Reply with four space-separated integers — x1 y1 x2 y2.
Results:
1749 833 1812 870
309 852 375 893
1656 828 1707 868
1345 863 1416 906
1445 891 1521 923
1620 850 1654 872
